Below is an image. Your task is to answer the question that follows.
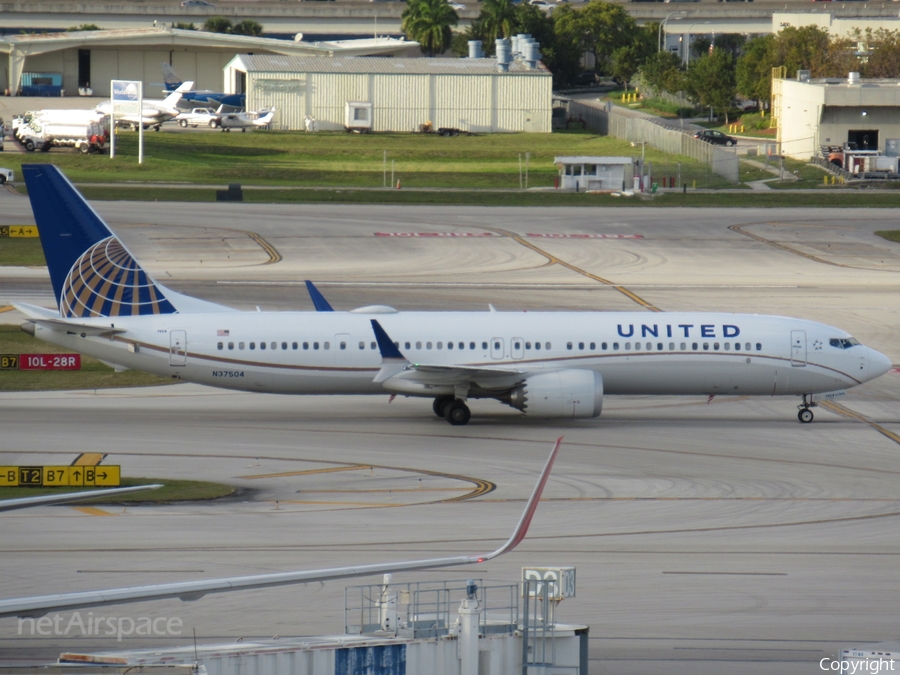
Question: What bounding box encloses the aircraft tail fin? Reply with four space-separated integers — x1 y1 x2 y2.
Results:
22 165 179 318
161 63 181 90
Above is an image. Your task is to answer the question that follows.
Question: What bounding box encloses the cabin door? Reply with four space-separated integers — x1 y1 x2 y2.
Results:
790 330 806 367
169 330 187 366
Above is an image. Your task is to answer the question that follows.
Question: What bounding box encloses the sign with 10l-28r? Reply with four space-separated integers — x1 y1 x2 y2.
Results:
0 354 81 370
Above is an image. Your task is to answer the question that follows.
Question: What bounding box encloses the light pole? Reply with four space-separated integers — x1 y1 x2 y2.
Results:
684 22 710 66
658 12 685 53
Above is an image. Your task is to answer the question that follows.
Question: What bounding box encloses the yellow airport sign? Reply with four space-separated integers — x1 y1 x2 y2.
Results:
0 226 39 238
0 466 121 487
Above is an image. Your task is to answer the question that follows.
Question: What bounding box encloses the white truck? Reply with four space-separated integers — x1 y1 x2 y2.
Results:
20 114 109 154
174 107 222 128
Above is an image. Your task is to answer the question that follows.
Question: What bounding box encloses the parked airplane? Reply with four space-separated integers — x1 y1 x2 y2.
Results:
95 83 193 131
162 63 246 110
0 439 560 617
15 165 892 426
218 108 276 132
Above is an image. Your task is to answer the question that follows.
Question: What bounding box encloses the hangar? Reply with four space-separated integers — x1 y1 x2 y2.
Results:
774 73 900 160
225 54 552 133
0 27 418 99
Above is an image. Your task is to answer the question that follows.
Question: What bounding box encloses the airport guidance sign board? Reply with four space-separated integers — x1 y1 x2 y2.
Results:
110 78 143 163
0 466 121 487
0 354 81 370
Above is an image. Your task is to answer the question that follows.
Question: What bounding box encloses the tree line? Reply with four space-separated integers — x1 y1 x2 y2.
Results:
401 0 900 118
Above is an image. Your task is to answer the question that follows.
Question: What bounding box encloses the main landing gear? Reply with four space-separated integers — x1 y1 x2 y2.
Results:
433 395 471 426
798 394 816 423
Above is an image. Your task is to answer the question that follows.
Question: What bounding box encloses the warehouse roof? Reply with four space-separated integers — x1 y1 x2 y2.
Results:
230 54 551 76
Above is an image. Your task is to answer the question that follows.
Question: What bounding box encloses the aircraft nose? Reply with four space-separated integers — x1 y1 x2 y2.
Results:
867 348 893 380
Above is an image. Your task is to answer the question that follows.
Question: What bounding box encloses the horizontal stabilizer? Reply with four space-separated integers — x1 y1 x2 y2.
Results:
0 484 161 513
305 280 334 312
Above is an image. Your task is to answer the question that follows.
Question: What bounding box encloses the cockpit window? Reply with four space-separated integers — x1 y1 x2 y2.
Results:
830 337 861 349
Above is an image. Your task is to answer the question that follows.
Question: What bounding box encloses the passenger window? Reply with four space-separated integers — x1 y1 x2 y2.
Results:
459 342 465 349
271 342 276 350
404 341 411 350
590 342 595 350
250 342 256 350
745 342 751 351
703 343 709 351
526 342 532 349
535 342 541 351
260 342 266 350
324 342 330 350
482 341 488 350
239 342 245 350
567 342 573 350
282 342 287 350
724 343 730 351
437 342 443 349
340 342 346 350
657 343 663 351
625 342 631 350
292 342 298 350
713 342 720 350
469 342 475 349
669 343 675 350
359 341 365 350
416 341 422 349
612 342 619 350
579 342 584 350
494 341 500 350
646 342 652 351
303 342 309 350
217 342 223 350
427 342 433 349
228 342 234 350
602 342 608 350
313 342 319 350
692 342 698 350
756 343 762 351
734 343 740 351
371 342 377 350
679 342 685 350
545 342 551 349
447 342 453 350
514 341 521 349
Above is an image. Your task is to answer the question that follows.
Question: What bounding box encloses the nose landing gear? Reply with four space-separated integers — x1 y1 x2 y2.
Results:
798 394 816 423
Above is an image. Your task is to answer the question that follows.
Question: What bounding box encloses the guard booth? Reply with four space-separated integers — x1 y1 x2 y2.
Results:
554 156 633 191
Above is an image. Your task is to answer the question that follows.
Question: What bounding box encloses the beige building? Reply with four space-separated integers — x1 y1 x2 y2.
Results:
225 54 552 133
0 27 418 98
773 74 900 160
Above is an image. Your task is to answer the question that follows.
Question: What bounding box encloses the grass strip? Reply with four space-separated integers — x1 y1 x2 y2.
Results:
0 477 236 503
0 236 45 266
875 230 900 243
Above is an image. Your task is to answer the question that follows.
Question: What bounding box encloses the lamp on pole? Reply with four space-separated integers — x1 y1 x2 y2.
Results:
658 11 685 53
684 21 710 66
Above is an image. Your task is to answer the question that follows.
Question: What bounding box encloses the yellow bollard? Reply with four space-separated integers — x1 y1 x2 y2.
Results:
741 125 745 133
823 175 828 185
692 180 696 189
761 110 766 118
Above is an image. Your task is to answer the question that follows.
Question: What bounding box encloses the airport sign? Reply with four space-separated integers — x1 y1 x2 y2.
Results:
0 466 121 487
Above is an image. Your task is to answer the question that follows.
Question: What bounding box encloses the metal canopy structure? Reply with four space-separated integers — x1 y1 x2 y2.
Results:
0 27 418 97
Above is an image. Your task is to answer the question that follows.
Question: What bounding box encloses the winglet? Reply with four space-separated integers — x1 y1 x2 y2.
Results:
0 484 162 513
371 319 408 383
477 436 562 561
305 281 334 312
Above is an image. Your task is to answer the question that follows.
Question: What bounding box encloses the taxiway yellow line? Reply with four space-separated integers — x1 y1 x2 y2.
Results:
0 306 14 314
70 506 115 516
71 453 106 466
821 400 900 446
296 487 470 494
239 465 372 480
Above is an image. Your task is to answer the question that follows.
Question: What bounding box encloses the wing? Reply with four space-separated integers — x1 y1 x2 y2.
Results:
0 439 561 618
0 485 162 513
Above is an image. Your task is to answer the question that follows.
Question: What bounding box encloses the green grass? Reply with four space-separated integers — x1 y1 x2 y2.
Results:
6 128 724 189
0 325 170 391
0 477 236 503
875 230 900 243
0 235 45 266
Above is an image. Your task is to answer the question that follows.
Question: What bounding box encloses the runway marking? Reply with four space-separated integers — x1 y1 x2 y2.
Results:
71 453 105 466
729 223 899 272
820 400 900 446
480 225 662 312
0 306 14 314
69 506 115 516
239 465 372 480
275 500 402 507
217 281 800 290
239 229 282 265
662 571 787 576
294 488 470 494
482 497 900 502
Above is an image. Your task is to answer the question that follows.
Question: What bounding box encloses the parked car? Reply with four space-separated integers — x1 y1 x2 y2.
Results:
0 168 14 184
694 129 737 147
174 108 222 129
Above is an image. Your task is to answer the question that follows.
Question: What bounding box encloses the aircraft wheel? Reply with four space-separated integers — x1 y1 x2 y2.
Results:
179 120 188 128
444 400 471 426
433 395 454 418
798 408 814 424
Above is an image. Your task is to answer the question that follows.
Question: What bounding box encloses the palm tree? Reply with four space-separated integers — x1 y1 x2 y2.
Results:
402 0 458 56
479 0 516 44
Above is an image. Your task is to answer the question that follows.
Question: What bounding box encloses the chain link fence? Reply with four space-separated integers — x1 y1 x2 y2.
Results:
569 100 740 184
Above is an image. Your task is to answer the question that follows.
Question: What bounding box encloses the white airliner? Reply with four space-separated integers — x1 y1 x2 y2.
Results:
15 165 892 426
0 439 560 617
95 83 192 131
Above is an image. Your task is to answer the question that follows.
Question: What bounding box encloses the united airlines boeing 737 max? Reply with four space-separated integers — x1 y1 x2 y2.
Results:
14 165 892 426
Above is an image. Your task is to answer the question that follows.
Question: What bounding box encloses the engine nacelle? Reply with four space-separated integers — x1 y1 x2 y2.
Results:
508 370 603 418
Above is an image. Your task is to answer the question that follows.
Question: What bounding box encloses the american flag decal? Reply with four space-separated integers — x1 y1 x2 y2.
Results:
217 329 230 336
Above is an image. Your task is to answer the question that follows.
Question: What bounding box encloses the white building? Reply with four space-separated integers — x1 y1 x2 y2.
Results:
773 74 900 160
554 156 633 191
225 54 552 133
